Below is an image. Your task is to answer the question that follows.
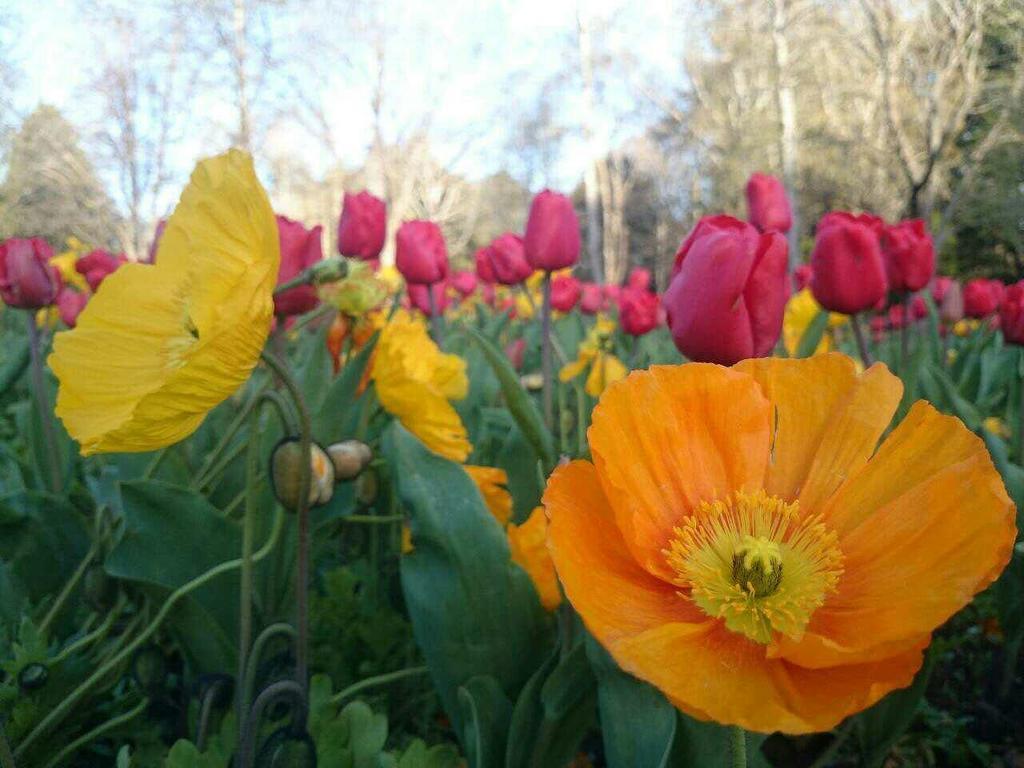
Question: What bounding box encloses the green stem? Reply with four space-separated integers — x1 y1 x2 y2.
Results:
26 314 62 493
329 666 429 707
1017 348 1024 463
50 594 125 665
236 406 263 740
575 384 587 457
242 622 297 720
427 285 444 347
141 447 170 479
191 383 268 489
38 541 99 636
541 273 553 431
14 510 285 758
0 723 15 768
41 698 147 768
260 351 312 706
729 725 747 768
850 313 874 367
343 514 404 524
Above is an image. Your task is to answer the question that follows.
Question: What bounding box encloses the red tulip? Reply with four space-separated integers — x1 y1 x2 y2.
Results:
626 267 651 291
551 275 582 313
931 276 954 303
910 295 928 320
1000 282 1024 345
396 220 448 285
963 278 1003 318
408 280 450 316
603 284 622 304
337 191 386 260
665 215 789 365
794 264 813 291
57 288 89 327
274 215 323 316
475 246 497 284
619 288 660 337
883 219 934 293
451 270 477 297
580 283 604 315
75 249 126 292
488 233 532 285
870 314 887 343
0 238 60 309
887 303 907 330
745 173 792 233
524 190 580 271
809 212 887 315
505 338 526 370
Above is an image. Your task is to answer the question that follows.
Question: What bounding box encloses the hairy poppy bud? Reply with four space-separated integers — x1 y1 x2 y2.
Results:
18 663 48 692
271 439 335 511
327 439 373 481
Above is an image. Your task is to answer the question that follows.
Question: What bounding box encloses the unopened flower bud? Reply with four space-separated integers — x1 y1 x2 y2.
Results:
356 467 379 505
327 440 373 481
310 257 348 285
271 439 335 512
18 663 48 692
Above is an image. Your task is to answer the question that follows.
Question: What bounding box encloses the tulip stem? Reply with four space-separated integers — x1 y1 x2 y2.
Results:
542 273 554 430
427 286 444 347
729 725 747 768
25 314 62 493
900 294 911 373
850 314 874 367
260 350 312 717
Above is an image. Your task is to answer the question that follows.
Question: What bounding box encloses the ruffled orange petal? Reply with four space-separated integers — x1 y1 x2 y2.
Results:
614 622 923 734
734 354 902 509
544 460 707 642
588 365 771 578
777 402 1015 668
507 507 562 611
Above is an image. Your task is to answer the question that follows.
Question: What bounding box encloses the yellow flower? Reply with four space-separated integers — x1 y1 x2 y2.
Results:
318 259 388 316
559 316 627 397
953 319 979 337
508 507 562 611
49 150 279 455
372 314 471 461
377 264 403 293
983 417 1011 439
465 465 513 525
50 244 89 292
783 289 832 356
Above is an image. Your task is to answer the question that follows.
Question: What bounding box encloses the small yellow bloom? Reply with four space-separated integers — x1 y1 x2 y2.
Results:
508 507 562 611
377 264 403 293
783 289 832 356
559 316 627 397
401 524 414 554
465 465 513 526
318 259 388 316
983 417 1011 439
49 150 279 455
953 319 979 337
50 245 89 292
372 314 471 462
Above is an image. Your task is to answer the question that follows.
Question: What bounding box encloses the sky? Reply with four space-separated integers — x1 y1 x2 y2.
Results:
5 0 691 211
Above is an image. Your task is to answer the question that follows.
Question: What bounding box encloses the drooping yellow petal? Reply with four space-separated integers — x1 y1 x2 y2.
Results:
507 506 562 611
584 352 627 397
465 465 513 526
49 150 279 455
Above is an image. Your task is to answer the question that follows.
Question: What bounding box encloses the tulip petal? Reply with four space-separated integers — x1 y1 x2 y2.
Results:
734 354 903 510
588 365 771 578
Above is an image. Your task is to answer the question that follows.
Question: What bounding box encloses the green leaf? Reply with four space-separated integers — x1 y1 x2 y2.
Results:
795 310 829 358
0 333 29 392
458 675 513 768
585 636 675 768
920 363 982 431
466 328 555 469
314 334 378 445
395 739 460 768
384 423 551 738
308 675 389 767
854 649 935 768
672 716 770 768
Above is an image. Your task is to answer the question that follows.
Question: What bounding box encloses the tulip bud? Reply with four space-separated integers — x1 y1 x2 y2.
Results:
18 663 48 692
451 270 477 297
626 267 651 291
524 190 581 272
396 220 448 285
745 173 792 233
57 288 89 328
883 219 935 293
619 288 660 337
550 275 582 313
579 283 604 315
1000 281 1024 346
0 238 61 309
327 439 373 481
337 190 386 261
809 212 887 315
963 278 1003 318
939 280 964 325
488 233 532 286
475 246 497 284
270 439 335 511
665 215 788 365
356 467 379 505
275 215 323 317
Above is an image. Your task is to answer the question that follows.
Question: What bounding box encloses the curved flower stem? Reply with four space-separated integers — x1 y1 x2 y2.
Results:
141 447 169 479
850 313 874 367
191 382 270 490
0 723 15 768
729 725 747 768
14 510 285 759
259 351 312 710
427 287 444 347
38 540 99 636
236 405 263 740
41 697 147 768
242 622 298 722
541 273 553 431
25 314 61 493
328 666 429 707
50 593 126 665
238 680 306 768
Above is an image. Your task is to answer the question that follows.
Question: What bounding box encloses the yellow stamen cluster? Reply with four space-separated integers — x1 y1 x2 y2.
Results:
665 489 843 644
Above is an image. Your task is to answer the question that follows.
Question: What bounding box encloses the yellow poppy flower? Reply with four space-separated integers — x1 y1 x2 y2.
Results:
49 150 279 455
508 506 562 611
372 314 471 462
783 289 832 356
559 316 627 397
544 353 1014 733
465 465 513 525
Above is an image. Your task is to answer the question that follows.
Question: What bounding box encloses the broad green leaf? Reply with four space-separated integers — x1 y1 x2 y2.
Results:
314 334 378 444
795 310 829 358
385 423 551 738
395 739 460 768
0 334 29 393
466 328 555 469
458 675 513 768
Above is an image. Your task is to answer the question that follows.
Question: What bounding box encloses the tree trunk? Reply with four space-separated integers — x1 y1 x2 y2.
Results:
771 0 800 267
576 9 605 283
232 0 251 151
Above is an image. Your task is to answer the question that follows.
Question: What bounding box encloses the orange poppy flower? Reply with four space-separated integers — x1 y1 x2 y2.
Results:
509 507 562 611
543 353 1015 734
